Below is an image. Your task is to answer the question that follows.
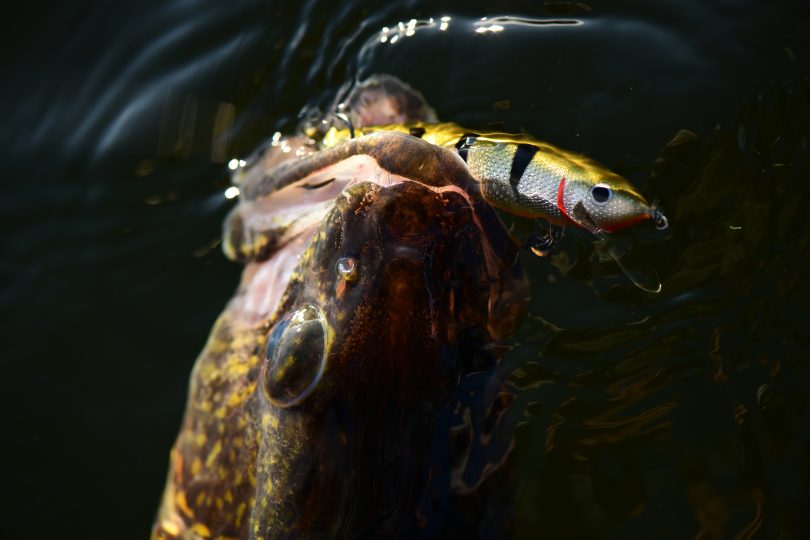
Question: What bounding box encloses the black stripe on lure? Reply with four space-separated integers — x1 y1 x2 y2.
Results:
456 135 669 293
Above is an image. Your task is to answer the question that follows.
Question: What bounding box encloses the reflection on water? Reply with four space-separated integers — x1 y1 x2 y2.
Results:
2 1 808 538
503 81 810 538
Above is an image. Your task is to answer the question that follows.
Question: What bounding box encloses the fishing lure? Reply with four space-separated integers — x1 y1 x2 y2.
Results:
316 122 669 292
455 134 668 232
454 132 669 293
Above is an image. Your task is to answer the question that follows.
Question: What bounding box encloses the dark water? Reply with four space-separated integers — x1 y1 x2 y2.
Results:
2 1 808 538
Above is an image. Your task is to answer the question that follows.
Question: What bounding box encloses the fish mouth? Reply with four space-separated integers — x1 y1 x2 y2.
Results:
224 131 471 269
222 132 494 326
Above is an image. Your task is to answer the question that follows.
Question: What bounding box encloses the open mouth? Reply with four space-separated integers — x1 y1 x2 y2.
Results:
223 131 490 325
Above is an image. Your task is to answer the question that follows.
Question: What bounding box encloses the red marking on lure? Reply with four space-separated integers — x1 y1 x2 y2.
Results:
600 214 651 233
556 177 574 224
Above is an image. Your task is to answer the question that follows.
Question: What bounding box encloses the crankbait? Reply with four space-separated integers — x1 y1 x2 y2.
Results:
316 122 669 292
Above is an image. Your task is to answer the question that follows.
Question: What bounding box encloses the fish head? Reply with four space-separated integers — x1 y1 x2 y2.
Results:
153 134 528 539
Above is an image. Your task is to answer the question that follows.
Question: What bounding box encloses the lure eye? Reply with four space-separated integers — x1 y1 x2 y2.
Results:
590 184 613 205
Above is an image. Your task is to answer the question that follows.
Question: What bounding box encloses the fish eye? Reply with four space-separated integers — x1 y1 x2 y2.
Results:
590 184 613 205
262 305 328 408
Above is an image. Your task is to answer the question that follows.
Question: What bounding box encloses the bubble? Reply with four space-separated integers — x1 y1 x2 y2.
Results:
336 256 358 281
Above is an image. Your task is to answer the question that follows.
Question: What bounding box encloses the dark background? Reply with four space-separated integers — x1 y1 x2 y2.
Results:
2 1 808 538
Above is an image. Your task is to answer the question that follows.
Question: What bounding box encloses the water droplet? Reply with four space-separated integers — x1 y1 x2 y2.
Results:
336 257 358 281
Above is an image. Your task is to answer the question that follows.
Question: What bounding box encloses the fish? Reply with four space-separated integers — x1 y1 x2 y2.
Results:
153 75 668 540
152 130 530 539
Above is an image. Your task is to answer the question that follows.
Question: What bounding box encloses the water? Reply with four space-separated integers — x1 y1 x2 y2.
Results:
2 1 808 538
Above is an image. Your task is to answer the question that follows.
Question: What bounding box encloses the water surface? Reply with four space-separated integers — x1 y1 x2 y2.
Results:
2 1 808 538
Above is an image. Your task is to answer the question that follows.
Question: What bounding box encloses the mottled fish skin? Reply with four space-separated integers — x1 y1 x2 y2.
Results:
153 141 529 539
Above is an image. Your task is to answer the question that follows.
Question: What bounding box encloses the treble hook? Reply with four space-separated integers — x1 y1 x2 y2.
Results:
525 223 564 257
